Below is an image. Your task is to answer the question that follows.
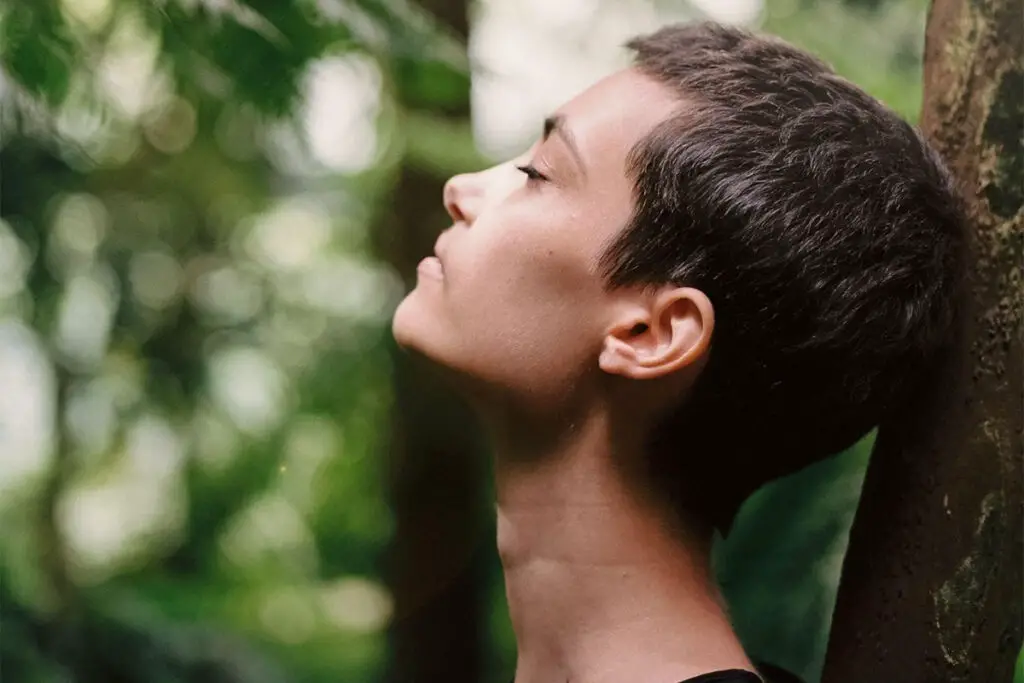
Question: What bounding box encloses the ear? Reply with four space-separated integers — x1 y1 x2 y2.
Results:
598 286 714 381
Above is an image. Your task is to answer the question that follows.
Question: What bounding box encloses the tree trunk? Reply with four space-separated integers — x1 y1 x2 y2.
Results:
822 1 1023 682
378 1 489 683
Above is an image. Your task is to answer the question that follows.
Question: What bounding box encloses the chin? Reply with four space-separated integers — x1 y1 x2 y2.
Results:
391 294 423 350
392 293 451 361
391 296 486 395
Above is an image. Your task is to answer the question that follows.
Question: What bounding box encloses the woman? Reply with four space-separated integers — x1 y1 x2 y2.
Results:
392 22 964 683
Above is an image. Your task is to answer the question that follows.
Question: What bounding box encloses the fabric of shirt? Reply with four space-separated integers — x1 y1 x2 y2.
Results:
678 668 762 682
679 659 807 683
506 659 804 683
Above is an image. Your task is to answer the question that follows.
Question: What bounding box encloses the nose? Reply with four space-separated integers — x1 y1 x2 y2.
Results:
443 172 481 226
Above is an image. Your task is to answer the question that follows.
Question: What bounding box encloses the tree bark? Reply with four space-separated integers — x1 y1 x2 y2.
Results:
378 2 489 683
823 1 1023 682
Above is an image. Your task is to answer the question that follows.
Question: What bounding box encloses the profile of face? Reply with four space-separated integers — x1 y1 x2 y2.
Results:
392 68 712 421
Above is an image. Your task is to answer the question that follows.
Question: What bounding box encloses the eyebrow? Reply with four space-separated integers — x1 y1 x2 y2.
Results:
543 114 586 177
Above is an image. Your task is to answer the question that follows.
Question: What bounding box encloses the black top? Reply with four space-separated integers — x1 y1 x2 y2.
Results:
507 663 802 683
679 669 762 682
508 660 803 683
682 661 805 683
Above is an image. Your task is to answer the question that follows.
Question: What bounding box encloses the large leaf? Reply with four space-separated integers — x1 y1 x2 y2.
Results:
0 1 74 105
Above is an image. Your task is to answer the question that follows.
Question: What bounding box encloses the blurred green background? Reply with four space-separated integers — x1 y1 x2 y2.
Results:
0 1 950 682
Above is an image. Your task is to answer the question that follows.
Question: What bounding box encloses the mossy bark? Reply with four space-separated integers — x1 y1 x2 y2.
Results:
823 1 1023 681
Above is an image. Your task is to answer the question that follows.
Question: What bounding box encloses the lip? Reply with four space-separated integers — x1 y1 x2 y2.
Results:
416 255 444 280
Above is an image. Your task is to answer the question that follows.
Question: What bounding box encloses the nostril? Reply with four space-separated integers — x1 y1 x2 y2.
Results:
447 200 466 224
443 178 467 224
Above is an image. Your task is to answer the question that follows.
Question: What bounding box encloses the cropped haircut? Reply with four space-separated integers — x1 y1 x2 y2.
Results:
599 23 967 533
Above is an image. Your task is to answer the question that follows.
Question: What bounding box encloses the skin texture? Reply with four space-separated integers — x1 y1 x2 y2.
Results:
392 68 756 683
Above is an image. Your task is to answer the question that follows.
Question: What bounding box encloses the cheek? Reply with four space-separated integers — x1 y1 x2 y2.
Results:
449 226 605 377
470 201 597 293
461 216 586 306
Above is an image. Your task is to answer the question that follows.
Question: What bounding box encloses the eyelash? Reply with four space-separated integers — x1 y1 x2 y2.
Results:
516 164 548 182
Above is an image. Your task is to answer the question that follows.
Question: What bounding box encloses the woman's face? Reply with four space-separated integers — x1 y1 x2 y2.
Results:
391 68 680 412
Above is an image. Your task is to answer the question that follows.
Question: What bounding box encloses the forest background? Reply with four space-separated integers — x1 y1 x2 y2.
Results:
0 1 1017 682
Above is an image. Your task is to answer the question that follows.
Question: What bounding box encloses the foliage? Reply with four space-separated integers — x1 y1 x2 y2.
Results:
0 1 943 682
0 1 466 681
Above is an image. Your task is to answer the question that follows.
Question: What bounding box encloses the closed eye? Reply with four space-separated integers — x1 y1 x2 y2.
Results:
516 164 548 182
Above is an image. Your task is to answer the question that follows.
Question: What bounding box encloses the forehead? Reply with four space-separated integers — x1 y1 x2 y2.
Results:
555 68 680 173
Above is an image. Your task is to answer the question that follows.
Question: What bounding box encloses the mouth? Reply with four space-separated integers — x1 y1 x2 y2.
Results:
416 255 444 280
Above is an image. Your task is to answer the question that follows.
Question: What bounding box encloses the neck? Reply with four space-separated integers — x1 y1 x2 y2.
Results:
491 411 755 683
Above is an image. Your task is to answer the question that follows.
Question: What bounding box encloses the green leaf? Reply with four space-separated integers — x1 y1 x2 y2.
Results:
392 53 470 112
0 2 75 105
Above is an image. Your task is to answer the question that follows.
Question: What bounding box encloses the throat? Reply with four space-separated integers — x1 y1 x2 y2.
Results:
497 493 753 683
490 410 753 683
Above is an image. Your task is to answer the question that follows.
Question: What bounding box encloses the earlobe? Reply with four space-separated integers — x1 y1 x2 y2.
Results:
598 287 713 381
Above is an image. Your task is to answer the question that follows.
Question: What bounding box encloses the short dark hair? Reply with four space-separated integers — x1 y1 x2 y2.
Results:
599 23 967 533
